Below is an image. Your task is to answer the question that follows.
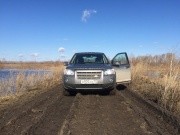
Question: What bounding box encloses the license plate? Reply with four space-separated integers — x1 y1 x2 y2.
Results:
81 80 98 84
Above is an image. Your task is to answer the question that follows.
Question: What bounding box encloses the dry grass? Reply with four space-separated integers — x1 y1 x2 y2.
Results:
131 53 180 115
0 61 65 98
1 61 64 70
0 61 3 69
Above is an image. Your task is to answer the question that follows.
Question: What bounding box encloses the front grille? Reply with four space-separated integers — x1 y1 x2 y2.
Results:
76 70 102 79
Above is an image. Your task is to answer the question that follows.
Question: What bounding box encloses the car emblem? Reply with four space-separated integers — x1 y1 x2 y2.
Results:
94 75 99 78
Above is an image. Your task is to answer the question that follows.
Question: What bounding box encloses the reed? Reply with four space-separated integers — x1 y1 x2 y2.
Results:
0 61 64 70
130 53 180 114
0 61 3 69
0 61 65 97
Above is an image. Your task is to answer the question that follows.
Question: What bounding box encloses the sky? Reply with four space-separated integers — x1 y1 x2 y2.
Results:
0 0 180 61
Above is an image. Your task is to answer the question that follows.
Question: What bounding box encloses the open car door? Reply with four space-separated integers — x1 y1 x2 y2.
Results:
111 52 131 84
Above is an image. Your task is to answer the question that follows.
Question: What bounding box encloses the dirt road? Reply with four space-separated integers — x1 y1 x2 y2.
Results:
0 85 179 135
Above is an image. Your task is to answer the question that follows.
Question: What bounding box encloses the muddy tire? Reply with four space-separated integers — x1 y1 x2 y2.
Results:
63 89 76 96
63 89 70 96
109 88 116 95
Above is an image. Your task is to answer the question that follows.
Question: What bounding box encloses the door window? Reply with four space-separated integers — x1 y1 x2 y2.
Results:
113 53 128 65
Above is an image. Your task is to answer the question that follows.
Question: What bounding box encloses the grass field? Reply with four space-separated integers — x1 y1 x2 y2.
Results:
0 61 64 70
130 53 180 115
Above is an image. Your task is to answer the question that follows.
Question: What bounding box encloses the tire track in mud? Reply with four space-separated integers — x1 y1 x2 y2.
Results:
0 85 62 128
0 85 75 135
119 88 180 135
60 93 157 135
26 96 74 135
60 90 179 135
0 85 179 135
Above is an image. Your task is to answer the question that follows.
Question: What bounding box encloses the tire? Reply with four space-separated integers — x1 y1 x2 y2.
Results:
63 89 70 96
63 89 76 96
109 88 116 95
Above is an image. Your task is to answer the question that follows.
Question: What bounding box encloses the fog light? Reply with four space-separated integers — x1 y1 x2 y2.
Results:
109 79 113 82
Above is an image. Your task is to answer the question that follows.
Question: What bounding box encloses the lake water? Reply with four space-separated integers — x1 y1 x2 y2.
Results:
0 69 52 96
0 69 51 80
146 71 180 80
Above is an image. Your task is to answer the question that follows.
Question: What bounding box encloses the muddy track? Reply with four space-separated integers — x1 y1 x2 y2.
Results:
0 85 74 135
0 85 179 135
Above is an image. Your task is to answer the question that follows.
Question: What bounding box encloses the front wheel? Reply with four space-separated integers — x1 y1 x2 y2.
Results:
109 88 116 95
63 89 70 96
63 89 76 96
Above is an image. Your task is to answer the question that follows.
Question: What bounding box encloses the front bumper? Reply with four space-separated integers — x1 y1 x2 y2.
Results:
63 74 116 91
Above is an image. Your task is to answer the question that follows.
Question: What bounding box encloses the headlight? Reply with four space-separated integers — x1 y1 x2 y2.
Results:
104 69 115 75
64 69 74 75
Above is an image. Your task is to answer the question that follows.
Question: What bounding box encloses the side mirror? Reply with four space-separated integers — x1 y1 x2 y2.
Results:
112 61 120 66
64 62 68 66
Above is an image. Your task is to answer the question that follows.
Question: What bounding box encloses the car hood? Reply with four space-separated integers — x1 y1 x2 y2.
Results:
66 64 112 70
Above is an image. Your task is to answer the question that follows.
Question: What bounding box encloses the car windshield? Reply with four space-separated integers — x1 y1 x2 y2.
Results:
69 53 109 64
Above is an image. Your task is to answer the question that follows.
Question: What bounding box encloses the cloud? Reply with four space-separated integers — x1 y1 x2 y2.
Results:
30 53 39 57
139 45 143 48
81 9 97 22
58 47 65 52
18 54 23 57
60 54 66 58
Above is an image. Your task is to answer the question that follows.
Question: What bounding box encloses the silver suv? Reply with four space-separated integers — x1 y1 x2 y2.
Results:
62 52 131 95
